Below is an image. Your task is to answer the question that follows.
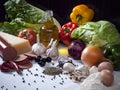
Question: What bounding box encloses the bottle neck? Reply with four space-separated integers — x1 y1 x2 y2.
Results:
44 10 54 22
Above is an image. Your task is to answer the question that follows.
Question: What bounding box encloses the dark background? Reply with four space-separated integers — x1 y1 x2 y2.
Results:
0 0 120 31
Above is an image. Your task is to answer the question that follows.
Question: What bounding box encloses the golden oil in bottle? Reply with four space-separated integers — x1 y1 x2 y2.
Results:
39 10 59 47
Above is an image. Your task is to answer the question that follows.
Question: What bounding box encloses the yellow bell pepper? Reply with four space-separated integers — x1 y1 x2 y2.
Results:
70 4 94 25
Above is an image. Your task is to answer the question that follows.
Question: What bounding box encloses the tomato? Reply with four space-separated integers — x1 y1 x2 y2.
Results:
18 28 36 45
81 45 104 67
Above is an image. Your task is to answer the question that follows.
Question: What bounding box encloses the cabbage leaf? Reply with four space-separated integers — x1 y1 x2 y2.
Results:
71 20 120 47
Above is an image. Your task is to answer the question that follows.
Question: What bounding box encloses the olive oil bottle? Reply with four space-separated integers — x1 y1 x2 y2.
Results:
39 10 59 47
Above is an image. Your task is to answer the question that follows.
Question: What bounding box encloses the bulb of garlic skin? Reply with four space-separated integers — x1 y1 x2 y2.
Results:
32 34 46 56
63 62 75 72
46 40 59 60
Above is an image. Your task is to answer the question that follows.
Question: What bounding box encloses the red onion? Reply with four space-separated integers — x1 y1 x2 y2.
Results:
68 40 85 60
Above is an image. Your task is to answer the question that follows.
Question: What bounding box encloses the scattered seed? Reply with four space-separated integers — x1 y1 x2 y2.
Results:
22 80 25 83
14 85 16 88
42 80 44 83
28 83 31 86
27 69 31 72
53 86 56 88
65 77 67 79
36 68 38 71
1 85 4 89
59 82 63 85
34 80 36 83
42 76 45 78
30 72 33 75
53 75 56 79
13 74 16 77
52 63 55 65
17 70 23 75
58 75 61 77
34 74 38 76
61 78 63 80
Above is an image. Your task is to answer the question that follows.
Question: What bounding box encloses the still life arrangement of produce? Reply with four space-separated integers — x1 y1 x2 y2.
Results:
0 0 120 90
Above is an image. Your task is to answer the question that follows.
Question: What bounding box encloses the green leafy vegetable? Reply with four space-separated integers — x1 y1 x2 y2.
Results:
4 0 45 23
104 44 120 71
0 21 23 35
0 0 46 35
0 18 42 35
71 20 120 47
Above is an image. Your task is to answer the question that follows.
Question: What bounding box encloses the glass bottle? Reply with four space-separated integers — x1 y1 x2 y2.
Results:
39 10 59 47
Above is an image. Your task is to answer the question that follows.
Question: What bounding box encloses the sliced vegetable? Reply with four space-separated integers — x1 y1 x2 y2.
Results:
59 22 78 46
68 40 85 60
70 4 94 25
18 28 37 45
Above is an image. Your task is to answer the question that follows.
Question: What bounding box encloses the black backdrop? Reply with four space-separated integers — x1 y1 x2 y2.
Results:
0 0 120 31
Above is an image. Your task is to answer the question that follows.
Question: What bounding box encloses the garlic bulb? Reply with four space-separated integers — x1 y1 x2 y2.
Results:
63 62 75 72
32 34 46 55
46 40 59 60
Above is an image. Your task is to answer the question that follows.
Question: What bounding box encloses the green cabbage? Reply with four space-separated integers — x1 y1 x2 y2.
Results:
71 20 120 47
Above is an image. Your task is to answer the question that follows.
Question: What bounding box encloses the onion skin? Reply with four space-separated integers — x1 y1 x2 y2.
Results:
68 40 85 60
81 45 104 67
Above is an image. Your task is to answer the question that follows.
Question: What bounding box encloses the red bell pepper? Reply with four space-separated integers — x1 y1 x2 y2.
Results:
59 22 78 46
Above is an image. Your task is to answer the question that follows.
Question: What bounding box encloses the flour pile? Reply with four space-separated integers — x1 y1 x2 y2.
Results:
77 72 120 90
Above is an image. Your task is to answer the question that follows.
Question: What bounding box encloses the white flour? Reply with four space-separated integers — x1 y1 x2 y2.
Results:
76 72 109 90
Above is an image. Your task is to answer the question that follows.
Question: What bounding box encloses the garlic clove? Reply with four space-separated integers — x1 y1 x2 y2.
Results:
46 47 59 60
46 40 59 60
47 38 54 49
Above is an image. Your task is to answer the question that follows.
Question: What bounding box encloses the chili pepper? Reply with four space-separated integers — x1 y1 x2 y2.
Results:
59 22 78 46
70 4 94 25
104 44 120 71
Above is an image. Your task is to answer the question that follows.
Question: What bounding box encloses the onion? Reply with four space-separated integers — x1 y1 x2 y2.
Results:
68 40 85 60
81 45 104 67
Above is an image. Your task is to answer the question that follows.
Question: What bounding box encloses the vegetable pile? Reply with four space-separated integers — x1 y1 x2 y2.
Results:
59 4 120 71
69 20 120 70
0 0 45 36
71 20 120 47
0 0 120 71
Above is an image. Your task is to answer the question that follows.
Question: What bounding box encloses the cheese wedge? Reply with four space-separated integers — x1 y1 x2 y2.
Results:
0 32 31 55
